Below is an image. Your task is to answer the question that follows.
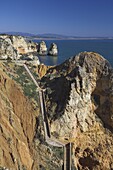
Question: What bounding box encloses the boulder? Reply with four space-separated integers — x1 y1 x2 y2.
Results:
38 41 47 55
48 43 58 56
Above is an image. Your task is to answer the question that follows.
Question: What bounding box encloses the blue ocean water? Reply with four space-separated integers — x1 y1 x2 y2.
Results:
36 40 113 67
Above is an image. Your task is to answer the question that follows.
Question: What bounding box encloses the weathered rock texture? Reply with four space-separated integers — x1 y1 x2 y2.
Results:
0 63 63 170
48 43 58 56
1 51 113 170
0 64 39 170
0 35 38 60
42 52 113 170
0 37 18 60
37 64 52 78
38 41 47 55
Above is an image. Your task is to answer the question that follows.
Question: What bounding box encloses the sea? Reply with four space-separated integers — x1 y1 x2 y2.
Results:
35 39 113 67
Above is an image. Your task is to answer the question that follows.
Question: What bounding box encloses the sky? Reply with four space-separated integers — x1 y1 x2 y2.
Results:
0 0 113 37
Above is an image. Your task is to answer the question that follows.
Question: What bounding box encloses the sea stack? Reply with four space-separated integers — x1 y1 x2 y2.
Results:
38 41 47 55
48 43 58 56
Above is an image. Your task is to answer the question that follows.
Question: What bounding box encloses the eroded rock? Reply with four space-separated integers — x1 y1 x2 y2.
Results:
38 41 47 55
0 38 18 59
0 65 38 169
1 51 113 170
42 52 113 169
0 35 39 61
48 43 58 56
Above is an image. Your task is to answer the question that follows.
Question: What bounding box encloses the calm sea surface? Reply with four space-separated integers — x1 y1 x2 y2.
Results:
35 40 113 67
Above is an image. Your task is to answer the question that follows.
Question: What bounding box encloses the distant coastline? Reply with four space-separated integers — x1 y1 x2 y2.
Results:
29 37 113 41
1 32 113 41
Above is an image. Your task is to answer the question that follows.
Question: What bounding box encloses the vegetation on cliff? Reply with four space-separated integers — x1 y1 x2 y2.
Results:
0 51 113 169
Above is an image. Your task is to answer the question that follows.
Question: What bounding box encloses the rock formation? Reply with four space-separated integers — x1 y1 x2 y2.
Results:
0 62 63 170
0 35 39 61
38 41 47 55
37 64 51 78
0 51 113 170
41 52 113 170
0 63 39 170
48 43 58 56
0 37 18 60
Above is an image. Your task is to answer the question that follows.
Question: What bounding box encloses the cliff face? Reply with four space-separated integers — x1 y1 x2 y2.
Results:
0 37 18 60
0 51 113 170
0 64 39 170
42 52 113 169
0 63 64 170
0 35 38 60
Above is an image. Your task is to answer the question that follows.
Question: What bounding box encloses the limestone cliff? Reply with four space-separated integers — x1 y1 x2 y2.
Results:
0 37 18 60
42 52 113 170
1 51 113 170
0 63 39 170
0 35 38 60
0 62 63 170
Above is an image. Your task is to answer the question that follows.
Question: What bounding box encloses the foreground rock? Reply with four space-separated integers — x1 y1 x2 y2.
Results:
42 52 113 169
0 62 63 170
48 43 58 56
0 64 38 169
1 51 113 170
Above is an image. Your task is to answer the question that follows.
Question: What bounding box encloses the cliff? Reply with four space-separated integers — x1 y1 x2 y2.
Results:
0 62 63 170
0 35 38 60
0 52 113 170
42 52 113 169
0 63 39 170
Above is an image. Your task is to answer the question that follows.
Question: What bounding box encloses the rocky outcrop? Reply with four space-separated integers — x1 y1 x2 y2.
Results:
38 41 47 55
1 35 37 54
48 43 58 56
41 52 113 170
37 64 51 78
0 62 63 170
0 37 18 60
1 51 113 170
0 35 39 61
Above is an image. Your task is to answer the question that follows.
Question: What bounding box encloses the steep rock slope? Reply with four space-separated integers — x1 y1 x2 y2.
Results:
0 63 64 170
42 52 113 170
1 51 113 170
0 64 39 170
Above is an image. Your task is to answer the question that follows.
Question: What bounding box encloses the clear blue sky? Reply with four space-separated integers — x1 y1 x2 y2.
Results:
0 0 113 37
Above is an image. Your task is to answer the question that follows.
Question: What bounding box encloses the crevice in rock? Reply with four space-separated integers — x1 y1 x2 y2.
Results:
79 156 99 170
9 152 15 164
92 76 113 133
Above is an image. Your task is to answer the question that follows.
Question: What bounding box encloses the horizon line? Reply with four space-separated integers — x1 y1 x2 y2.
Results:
0 31 113 38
